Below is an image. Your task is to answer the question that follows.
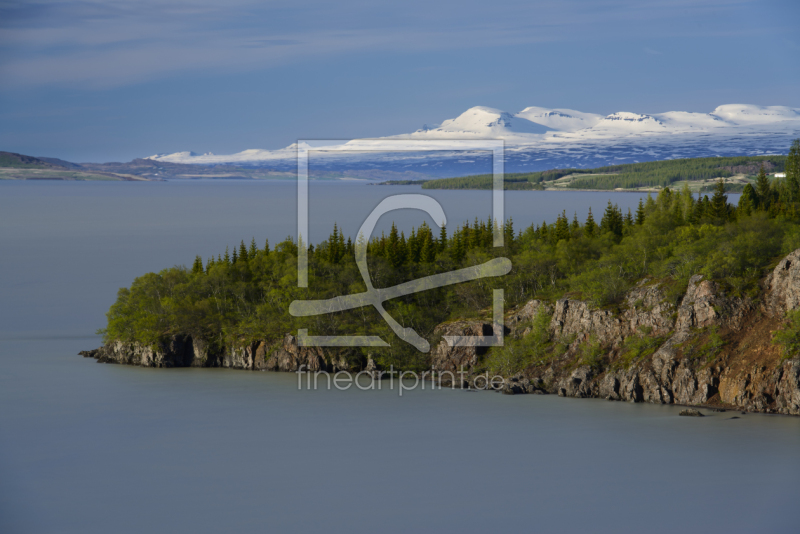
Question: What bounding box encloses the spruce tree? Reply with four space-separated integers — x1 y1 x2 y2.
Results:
439 222 447 252
711 178 728 220
600 201 623 237
624 208 634 227
756 165 771 210
264 238 270 256
584 209 596 237
249 238 257 259
539 220 549 241
739 183 757 217
571 212 580 234
238 240 248 262
223 247 230 264
387 223 402 268
504 218 515 250
786 139 800 203
635 198 645 225
192 255 203 274
554 211 570 242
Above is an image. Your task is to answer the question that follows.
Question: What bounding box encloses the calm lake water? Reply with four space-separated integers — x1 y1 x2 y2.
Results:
0 181 792 534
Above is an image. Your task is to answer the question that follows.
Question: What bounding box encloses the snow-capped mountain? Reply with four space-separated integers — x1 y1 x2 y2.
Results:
515 107 603 132
401 106 552 140
147 104 800 175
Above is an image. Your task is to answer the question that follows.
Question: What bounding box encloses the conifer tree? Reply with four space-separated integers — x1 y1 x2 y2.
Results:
539 220 549 241
387 223 402 268
584 209 596 237
739 183 757 217
635 198 645 225
192 255 203 274
680 182 695 221
624 208 634 227
504 218 515 250
571 212 580 234
756 165 771 210
644 193 656 214
238 240 248 262
223 247 230 264
786 139 800 202
249 238 257 259
439 223 447 252
600 201 623 237
231 248 238 263
264 238 270 256
711 179 729 220
554 211 570 242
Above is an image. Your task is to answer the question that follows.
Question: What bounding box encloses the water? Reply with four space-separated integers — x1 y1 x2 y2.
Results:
0 181 792 533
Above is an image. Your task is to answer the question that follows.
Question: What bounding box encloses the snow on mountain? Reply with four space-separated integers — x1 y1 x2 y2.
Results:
149 142 314 164
515 106 602 132
711 104 800 127
588 112 667 134
146 104 800 166
398 106 552 140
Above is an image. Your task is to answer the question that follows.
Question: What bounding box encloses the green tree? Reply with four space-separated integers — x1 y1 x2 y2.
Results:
191 255 204 274
584 208 596 237
786 139 800 203
755 165 771 210
600 201 623 237
711 179 729 220
635 199 645 225
554 211 570 242
739 183 757 217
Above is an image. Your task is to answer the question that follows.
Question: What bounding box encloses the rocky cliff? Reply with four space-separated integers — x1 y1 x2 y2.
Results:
81 250 800 415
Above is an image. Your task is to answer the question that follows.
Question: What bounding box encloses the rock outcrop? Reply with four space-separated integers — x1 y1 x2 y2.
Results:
81 250 800 416
763 249 800 316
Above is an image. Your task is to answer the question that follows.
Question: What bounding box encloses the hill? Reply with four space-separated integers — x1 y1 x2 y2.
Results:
397 154 790 192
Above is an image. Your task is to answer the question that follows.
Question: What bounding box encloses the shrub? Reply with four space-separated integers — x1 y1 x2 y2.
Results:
773 310 800 360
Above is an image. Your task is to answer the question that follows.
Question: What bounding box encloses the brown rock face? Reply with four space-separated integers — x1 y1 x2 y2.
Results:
430 321 495 373
675 275 750 332
763 249 800 316
266 334 328 372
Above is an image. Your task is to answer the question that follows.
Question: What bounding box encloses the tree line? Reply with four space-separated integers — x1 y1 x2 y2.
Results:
103 141 800 370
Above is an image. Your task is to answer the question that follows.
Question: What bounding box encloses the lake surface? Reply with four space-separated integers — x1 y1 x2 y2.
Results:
0 181 792 534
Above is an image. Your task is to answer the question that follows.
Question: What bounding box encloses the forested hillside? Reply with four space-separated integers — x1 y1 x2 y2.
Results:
410 153 789 191
101 141 800 370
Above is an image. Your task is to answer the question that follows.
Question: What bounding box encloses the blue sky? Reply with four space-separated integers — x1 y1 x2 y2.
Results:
0 0 798 162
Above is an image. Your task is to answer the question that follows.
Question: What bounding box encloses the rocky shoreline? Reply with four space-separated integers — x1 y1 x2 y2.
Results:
81 250 800 416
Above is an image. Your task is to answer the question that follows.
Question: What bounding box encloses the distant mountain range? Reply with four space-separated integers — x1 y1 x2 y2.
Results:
146 104 800 176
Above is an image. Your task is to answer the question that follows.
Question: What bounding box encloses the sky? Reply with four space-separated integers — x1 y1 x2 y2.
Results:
0 0 798 162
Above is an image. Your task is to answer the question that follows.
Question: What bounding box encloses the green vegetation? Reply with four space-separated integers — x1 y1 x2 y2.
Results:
483 310 553 375
616 328 667 369
0 151 55 169
416 155 787 191
577 335 605 370
102 142 800 370
773 309 800 361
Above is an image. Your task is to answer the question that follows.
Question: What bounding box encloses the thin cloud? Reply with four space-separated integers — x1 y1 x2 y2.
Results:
0 0 787 88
